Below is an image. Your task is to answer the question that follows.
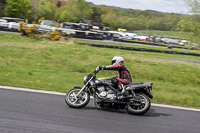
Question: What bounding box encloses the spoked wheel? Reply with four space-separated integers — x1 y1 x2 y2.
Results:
65 88 90 108
93 94 103 109
126 93 151 115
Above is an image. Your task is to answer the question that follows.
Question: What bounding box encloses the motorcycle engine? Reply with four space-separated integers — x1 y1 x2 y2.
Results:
97 86 115 100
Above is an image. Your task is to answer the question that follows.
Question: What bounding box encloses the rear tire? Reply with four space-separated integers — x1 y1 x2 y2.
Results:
126 93 151 115
65 88 90 108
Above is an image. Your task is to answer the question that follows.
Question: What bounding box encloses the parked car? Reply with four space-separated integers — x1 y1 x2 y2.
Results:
179 40 188 46
0 17 25 31
8 22 19 31
133 35 149 41
161 38 180 45
0 19 8 30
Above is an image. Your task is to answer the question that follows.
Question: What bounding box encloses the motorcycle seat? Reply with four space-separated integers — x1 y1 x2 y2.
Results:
124 82 143 88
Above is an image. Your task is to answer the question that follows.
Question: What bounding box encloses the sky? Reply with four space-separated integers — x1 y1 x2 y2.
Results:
85 0 189 14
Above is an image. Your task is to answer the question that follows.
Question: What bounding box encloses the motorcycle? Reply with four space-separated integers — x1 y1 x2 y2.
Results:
65 66 153 115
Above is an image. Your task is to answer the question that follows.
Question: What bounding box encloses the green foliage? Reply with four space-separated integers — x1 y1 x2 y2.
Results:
3 0 182 31
4 0 32 20
98 6 181 31
3 0 195 32
176 16 200 45
91 6 103 20
58 0 93 22
185 0 200 15
0 0 6 15
37 0 56 20
135 30 183 39
55 7 63 21
176 0 200 46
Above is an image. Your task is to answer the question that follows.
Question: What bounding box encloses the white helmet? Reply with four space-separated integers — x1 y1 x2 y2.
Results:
112 56 124 65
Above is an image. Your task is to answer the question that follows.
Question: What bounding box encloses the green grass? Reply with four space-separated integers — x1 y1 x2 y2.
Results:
0 33 200 108
76 40 200 57
122 38 194 50
135 30 183 39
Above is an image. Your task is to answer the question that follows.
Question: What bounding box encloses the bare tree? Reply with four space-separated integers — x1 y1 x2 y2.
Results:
0 0 7 16
185 0 200 16
29 0 41 20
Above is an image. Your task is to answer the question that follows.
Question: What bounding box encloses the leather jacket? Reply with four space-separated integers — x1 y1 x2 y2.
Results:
102 63 132 84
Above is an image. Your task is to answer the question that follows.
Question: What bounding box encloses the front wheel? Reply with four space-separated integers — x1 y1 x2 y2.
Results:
126 93 151 115
65 88 90 108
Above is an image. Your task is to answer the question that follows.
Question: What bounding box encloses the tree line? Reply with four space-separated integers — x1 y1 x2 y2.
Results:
2 0 181 31
176 0 200 45
1 0 200 45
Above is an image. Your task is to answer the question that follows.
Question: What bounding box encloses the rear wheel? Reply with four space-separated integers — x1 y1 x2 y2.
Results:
126 93 151 115
65 88 90 108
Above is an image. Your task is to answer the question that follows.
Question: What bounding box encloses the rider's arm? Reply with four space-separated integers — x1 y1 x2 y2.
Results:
101 64 124 70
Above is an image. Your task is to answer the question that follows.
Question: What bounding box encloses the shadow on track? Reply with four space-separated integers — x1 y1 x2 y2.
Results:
143 109 172 117
82 107 172 117
82 106 97 110
82 106 127 114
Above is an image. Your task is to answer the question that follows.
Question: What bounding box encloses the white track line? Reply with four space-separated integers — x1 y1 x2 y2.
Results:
0 85 65 96
151 103 200 112
0 85 200 112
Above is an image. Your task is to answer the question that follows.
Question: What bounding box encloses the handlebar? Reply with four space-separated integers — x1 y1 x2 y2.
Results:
93 66 101 75
93 69 99 75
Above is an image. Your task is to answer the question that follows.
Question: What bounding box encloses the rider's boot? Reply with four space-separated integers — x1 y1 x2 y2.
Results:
117 84 126 98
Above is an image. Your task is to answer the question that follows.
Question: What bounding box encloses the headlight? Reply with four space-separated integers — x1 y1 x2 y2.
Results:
84 76 87 84
84 73 93 84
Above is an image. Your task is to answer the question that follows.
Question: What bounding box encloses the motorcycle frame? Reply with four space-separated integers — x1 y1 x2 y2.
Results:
76 70 153 101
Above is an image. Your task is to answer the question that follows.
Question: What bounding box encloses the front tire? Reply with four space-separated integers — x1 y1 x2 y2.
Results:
65 88 90 108
126 93 151 115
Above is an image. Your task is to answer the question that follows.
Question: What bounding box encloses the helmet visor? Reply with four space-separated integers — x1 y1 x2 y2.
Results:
112 59 116 65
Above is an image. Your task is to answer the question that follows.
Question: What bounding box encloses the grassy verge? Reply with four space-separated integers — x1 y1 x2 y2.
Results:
122 39 194 50
135 30 183 39
75 39 200 58
0 33 200 108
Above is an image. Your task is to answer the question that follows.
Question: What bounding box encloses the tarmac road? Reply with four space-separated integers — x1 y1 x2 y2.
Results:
75 38 199 53
0 87 200 133
154 56 200 63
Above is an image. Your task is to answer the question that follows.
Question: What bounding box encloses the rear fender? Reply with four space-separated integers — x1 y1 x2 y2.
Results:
135 88 153 99
126 83 153 99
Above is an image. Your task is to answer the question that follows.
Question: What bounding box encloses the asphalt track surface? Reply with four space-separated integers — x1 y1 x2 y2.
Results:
154 56 200 63
0 88 200 133
75 38 199 53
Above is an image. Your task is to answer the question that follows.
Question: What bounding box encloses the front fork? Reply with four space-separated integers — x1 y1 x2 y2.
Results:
76 77 93 98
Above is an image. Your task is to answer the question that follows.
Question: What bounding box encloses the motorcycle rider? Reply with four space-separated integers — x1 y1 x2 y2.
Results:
97 56 132 91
